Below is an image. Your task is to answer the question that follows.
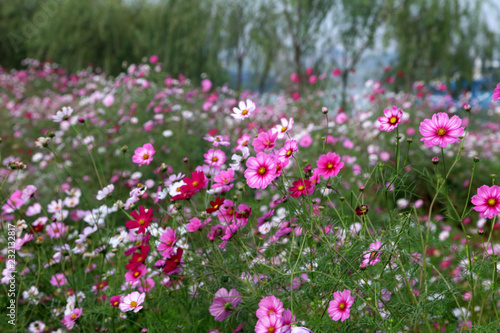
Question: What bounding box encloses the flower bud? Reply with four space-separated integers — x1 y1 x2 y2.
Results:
478 228 484 235
322 106 328 114
407 138 413 143
463 103 471 112
121 145 128 153
432 157 439 165
473 157 480 163
183 157 188 163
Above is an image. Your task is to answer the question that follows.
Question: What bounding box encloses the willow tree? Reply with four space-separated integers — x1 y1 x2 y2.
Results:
386 0 498 90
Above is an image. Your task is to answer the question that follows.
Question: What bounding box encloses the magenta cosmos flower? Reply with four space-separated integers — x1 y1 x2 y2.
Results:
471 185 500 219
419 113 464 148
378 105 403 132
362 240 383 266
204 149 226 168
132 143 155 166
255 313 283 333
244 153 277 189
256 295 284 319
253 129 278 152
493 82 500 101
328 289 355 322
119 291 145 313
316 152 344 178
209 288 242 321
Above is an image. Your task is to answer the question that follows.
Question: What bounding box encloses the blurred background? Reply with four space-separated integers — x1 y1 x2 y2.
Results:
1 0 500 95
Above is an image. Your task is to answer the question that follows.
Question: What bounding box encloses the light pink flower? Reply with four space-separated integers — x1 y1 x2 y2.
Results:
125 264 147 283
273 117 294 139
244 153 277 189
119 291 145 313
232 99 256 120
471 185 500 219
61 308 82 330
378 105 403 132
328 289 355 322
493 82 500 101
50 273 68 287
213 169 235 189
21 185 37 201
362 240 383 266
204 149 226 168
132 143 155 166
187 217 211 232
209 288 242 321
158 228 177 257
256 295 284 319
316 152 344 178
253 130 278 152
419 113 464 148
46 222 66 239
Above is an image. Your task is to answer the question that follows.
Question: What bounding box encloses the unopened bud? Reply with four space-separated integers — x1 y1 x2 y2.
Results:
407 138 413 143
432 157 439 165
478 228 484 235
463 103 471 112
322 107 328 114
473 157 480 163
121 145 128 153
160 163 168 172
183 157 188 163
78 117 85 123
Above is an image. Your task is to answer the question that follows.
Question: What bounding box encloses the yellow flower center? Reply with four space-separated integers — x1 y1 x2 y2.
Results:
137 256 142 261
192 181 199 186
437 128 447 136
213 204 219 209
286 150 292 157
71 314 77 320
258 167 266 175
212 157 218 162
268 328 275 333
143 153 149 160
134 271 140 278
389 116 397 124
281 126 287 132
327 163 333 169
54 228 59 233
242 141 248 146
138 219 145 225
339 302 346 310
487 198 497 206
297 185 304 191
113 301 118 306
130 301 138 307
241 109 248 115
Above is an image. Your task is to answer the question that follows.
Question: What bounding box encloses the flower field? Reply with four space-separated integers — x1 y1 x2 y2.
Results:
2 58 500 332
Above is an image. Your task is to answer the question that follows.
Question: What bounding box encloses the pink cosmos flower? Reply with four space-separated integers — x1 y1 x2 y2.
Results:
50 273 68 287
493 82 500 101
419 113 465 148
244 153 277 189
278 140 298 161
138 277 155 292
362 240 383 266
109 295 121 307
209 288 243 321
213 169 235 189
328 290 355 322
187 217 211 232
61 308 82 330
471 185 500 219
299 133 312 147
253 130 278 152
119 291 145 313
46 222 66 239
204 149 226 168
256 295 284 319
21 185 37 201
255 313 283 333
235 134 251 151
457 321 472 331
378 105 403 132
125 264 147 283
332 68 341 77
132 143 155 166
289 178 314 197
316 152 344 178
232 99 256 119
158 228 177 257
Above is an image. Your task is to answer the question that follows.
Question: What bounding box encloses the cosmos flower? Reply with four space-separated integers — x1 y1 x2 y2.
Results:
232 99 256 119
119 291 145 313
493 82 500 101
328 290 355 322
244 153 277 189
132 143 155 166
316 152 344 178
419 113 464 148
378 105 403 132
209 288 242 321
471 185 500 219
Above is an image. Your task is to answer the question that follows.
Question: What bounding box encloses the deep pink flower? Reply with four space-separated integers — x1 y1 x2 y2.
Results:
126 206 153 234
471 185 500 219
186 217 211 232
236 134 251 151
332 68 341 77
288 178 314 197
50 273 68 287
419 113 464 148
493 82 500 101
278 140 298 161
316 152 344 178
157 228 177 257
256 295 284 319
132 143 155 166
244 153 277 189
109 295 121 307
378 105 403 132
204 149 226 168
362 240 383 266
125 264 147 283
209 288 242 321
253 130 278 152
328 290 355 322
255 313 283 333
